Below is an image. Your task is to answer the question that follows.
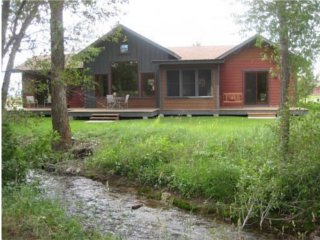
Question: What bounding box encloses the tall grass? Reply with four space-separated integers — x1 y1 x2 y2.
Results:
2 185 114 240
8 114 320 236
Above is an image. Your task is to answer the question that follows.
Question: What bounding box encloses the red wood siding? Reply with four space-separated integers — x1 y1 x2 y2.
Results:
67 87 84 108
220 46 281 107
159 64 218 111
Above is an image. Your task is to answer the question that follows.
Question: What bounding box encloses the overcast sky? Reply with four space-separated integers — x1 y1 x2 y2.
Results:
101 0 248 47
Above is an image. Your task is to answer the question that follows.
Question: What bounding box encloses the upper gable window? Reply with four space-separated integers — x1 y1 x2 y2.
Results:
120 43 129 54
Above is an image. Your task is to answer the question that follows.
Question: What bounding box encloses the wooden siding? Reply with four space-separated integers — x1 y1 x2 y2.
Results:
220 45 280 107
85 29 174 75
67 87 84 108
160 64 218 110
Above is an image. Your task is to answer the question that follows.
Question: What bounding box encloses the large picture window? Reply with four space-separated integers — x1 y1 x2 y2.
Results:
111 61 138 96
141 73 155 97
167 69 211 97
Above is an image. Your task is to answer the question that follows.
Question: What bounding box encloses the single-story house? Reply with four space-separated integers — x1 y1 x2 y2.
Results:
17 24 295 116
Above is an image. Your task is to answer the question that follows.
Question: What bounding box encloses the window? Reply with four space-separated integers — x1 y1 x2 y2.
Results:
120 43 129 54
182 70 195 96
167 70 180 96
95 74 108 96
141 73 155 97
112 61 138 96
257 72 267 103
167 69 211 97
198 70 211 96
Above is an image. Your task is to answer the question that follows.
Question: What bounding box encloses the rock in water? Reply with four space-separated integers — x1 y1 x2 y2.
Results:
131 204 143 210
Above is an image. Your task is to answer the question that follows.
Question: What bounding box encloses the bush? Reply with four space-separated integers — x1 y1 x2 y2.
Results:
232 113 320 234
2 112 58 186
2 122 28 185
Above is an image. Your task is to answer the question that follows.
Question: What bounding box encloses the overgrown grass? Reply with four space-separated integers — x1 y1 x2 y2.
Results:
7 114 320 237
2 184 115 240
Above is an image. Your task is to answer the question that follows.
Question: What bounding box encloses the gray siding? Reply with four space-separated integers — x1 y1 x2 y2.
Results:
85 29 173 75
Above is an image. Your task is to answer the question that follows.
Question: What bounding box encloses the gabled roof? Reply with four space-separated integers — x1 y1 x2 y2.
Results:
215 34 275 60
85 24 181 60
169 45 235 60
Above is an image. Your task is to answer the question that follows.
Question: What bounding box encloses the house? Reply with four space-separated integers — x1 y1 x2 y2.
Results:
18 24 292 116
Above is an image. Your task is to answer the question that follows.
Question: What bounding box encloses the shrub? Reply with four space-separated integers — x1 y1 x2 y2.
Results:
2 122 27 185
232 113 320 233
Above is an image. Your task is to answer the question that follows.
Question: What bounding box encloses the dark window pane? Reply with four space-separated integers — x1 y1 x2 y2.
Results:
182 70 195 96
245 72 257 104
112 61 138 96
198 70 211 96
95 74 108 96
257 72 268 103
141 73 155 97
167 70 180 96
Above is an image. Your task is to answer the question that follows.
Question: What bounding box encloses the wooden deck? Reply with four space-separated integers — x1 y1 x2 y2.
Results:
22 106 307 119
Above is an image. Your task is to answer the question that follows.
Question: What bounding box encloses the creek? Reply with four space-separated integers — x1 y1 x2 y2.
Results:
29 171 274 240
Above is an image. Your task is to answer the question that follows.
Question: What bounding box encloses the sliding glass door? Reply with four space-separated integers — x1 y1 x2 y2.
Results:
244 71 268 105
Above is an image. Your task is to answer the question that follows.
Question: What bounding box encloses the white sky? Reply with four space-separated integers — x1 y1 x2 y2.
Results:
103 0 248 47
5 0 320 95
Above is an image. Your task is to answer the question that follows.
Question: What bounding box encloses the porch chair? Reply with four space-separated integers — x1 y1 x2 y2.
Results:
120 94 130 108
106 94 116 109
26 96 38 108
44 95 51 107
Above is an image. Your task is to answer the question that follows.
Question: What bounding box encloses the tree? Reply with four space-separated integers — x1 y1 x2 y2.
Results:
49 0 72 150
2 0 128 149
47 0 127 149
1 0 42 109
238 0 320 161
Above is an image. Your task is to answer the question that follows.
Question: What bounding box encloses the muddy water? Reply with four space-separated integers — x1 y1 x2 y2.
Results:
29 171 273 240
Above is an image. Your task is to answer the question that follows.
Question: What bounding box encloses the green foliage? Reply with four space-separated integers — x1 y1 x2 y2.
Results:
298 101 320 112
232 113 320 232
86 117 272 203
2 184 115 240
2 112 59 186
2 122 27 185
11 116 320 235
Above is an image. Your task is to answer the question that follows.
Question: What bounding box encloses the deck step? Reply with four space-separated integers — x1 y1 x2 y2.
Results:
247 111 277 119
90 114 119 121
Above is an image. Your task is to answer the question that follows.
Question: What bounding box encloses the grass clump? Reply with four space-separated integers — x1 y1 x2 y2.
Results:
2 185 114 240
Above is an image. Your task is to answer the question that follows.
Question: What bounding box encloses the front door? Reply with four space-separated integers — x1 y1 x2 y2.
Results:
244 71 268 105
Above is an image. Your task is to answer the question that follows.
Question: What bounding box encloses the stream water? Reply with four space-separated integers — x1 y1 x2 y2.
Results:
29 171 274 240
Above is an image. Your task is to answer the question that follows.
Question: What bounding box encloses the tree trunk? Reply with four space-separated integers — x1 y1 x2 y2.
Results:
2 0 10 59
49 0 72 150
278 1 290 161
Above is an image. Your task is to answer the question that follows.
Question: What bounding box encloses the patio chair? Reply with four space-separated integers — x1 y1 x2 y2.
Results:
106 94 116 109
120 94 130 108
26 96 38 108
44 95 51 107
